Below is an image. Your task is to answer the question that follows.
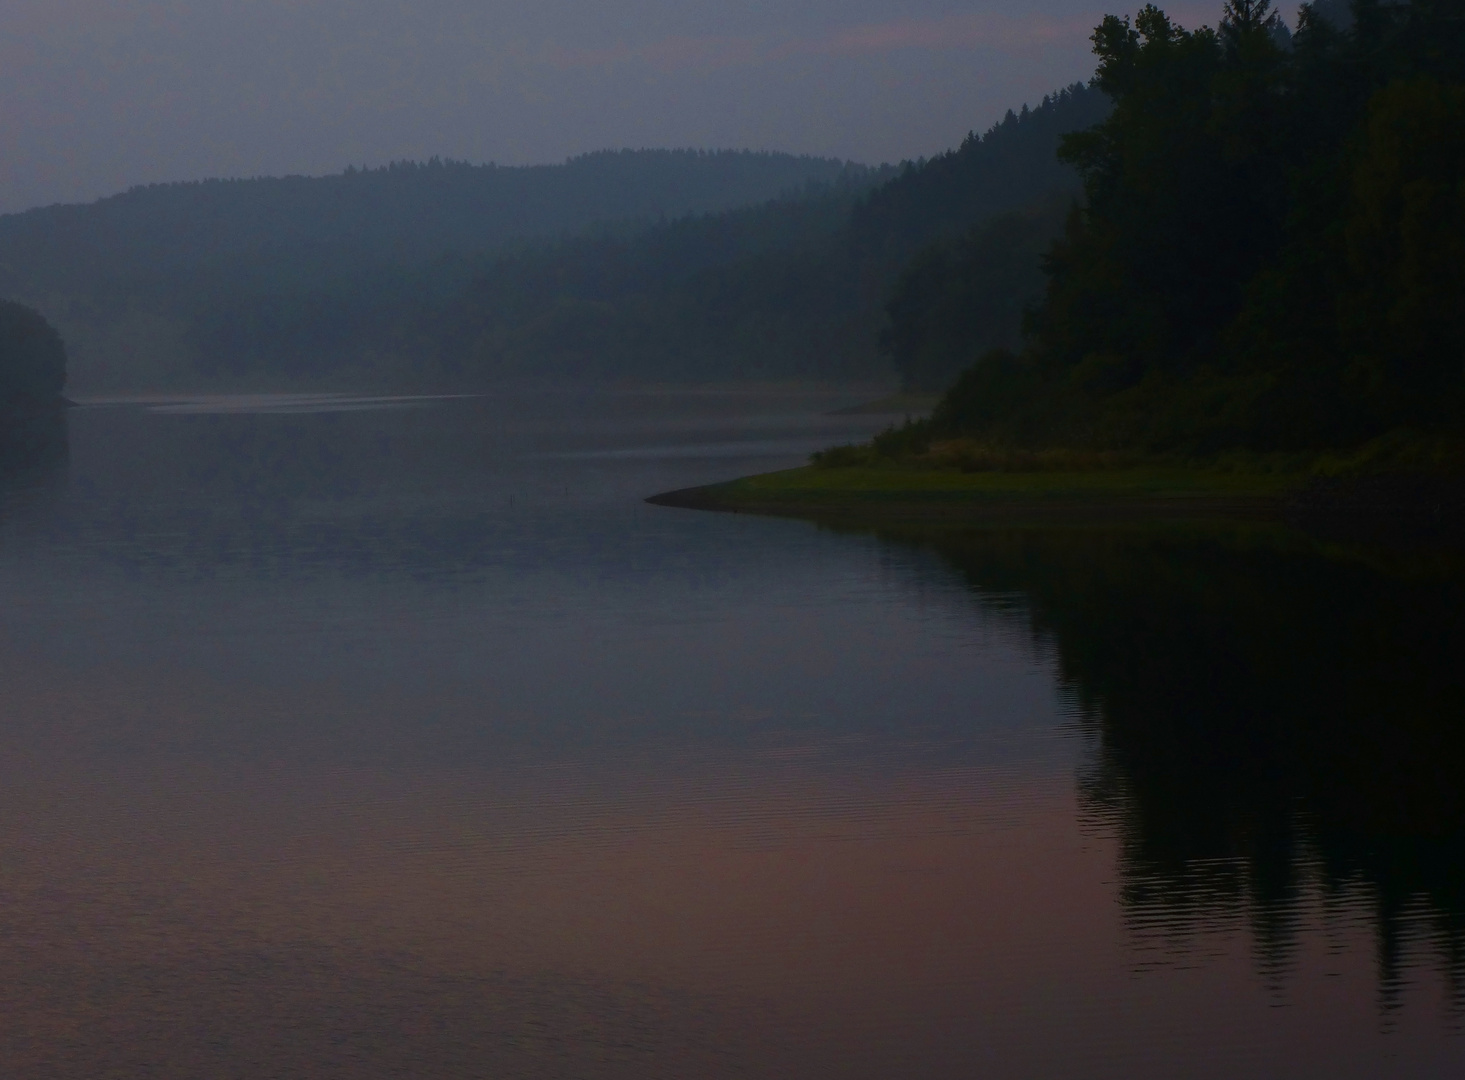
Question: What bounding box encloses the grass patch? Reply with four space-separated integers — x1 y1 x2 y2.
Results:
644 464 1294 526
729 464 1298 502
651 434 1465 529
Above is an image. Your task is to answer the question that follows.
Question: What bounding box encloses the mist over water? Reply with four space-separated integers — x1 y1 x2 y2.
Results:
0 392 1460 1078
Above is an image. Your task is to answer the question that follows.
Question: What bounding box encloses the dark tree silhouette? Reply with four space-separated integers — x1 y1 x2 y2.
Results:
0 299 67 406
877 0 1465 457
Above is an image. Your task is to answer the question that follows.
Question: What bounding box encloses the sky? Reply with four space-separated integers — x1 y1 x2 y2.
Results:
0 0 1273 215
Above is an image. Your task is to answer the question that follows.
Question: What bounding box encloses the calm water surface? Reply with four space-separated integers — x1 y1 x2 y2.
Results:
0 392 1461 1078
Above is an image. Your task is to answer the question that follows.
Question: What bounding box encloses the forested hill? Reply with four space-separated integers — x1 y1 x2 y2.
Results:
430 87 1110 385
0 151 865 297
867 0 1465 463
432 187 874 384
849 84 1109 266
0 85 1108 390
0 151 874 389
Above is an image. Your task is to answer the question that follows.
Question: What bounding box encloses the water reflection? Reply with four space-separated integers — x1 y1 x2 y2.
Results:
0 406 67 480
885 522 1465 1012
2 397 1462 1076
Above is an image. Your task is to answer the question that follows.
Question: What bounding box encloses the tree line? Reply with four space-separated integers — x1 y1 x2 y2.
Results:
0 86 1109 390
886 0 1465 459
0 151 876 389
426 85 1107 386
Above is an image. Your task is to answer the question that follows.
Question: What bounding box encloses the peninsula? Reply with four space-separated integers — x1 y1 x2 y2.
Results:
653 0 1464 533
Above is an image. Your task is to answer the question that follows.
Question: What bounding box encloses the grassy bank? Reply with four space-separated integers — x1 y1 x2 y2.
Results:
647 463 1299 525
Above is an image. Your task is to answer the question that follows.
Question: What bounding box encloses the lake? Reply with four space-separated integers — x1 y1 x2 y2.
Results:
0 391 1461 1078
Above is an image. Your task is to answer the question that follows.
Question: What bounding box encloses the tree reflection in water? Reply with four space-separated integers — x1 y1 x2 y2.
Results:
0 405 68 506
880 520 1465 1016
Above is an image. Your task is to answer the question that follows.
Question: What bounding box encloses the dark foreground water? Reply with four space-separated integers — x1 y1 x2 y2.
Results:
0 392 1461 1079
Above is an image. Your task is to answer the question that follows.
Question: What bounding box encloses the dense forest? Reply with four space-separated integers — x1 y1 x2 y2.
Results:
431 84 1107 385
0 151 871 389
0 150 863 281
870 0 1465 461
0 86 1107 390
12 0 1450 466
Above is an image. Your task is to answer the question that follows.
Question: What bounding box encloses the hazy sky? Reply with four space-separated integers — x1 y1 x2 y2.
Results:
1 0 1259 214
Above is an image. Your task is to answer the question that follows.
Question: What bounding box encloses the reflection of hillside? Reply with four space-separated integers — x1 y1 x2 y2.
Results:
887 523 1465 999
0 406 68 486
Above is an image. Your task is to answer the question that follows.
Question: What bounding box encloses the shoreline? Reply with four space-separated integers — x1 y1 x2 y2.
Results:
647 465 1293 525
647 465 1465 537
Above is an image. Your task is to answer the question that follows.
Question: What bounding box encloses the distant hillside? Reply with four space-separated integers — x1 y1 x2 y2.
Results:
0 85 1113 390
0 151 864 288
850 84 1110 268
0 151 869 389
434 184 880 383
428 85 1110 387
